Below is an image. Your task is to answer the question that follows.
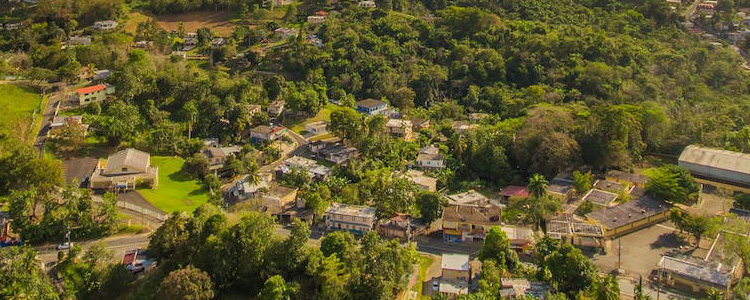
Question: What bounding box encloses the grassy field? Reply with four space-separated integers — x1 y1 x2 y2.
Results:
411 255 435 295
137 156 209 213
289 103 336 134
0 84 44 143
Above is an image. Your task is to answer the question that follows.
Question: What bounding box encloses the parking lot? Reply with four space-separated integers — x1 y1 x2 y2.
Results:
590 222 686 278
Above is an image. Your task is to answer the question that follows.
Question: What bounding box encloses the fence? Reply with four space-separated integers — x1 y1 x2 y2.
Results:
115 201 167 222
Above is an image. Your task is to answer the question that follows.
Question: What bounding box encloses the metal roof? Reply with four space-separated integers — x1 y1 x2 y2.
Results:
659 256 732 287
679 145 750 175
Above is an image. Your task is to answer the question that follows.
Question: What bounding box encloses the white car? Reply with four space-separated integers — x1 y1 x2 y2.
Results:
56 242 73 250
432 279 439 292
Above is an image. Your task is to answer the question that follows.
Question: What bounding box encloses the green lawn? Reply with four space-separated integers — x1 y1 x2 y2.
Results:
137 156 209 213
411 255 435 295
289 103 336 134
0 84 43 143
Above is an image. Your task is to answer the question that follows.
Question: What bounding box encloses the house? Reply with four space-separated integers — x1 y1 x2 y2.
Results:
201 146 242 171
93 20 118 31
586 195 672 238
356 99 388 115
305 121 328 136
307 15 326 24
547 177 575 201
678 145 750 187
358 0 376 7
605 170 649 188
249 125 287 142
171 51 187 58
438 253 471 297
377 213 425 241
89 148 158 190
76 84 115 106
317 144 359 165
593 179 624 193
267 100 285 117
225 174 272 204
47 116 89 137
452 121 478 133
133 40 153 49
68 35 92 47
385 119 413 141
657 230 744 296
406 170 437 192
279 156 331 180
499 278 553 299
501 226 536 253
581 189 619 208
3 23 22 31
446 190 498 206
468 113 489 121
545 215 605 248
306 34 324 48
416 145 445 171
324 203 377 235
183 37 198 46
259 185 299 215
211 38 226 47
500 185 529 201
274 28 299 40
442 203 502 242
411 117 430 131
94 69 111 81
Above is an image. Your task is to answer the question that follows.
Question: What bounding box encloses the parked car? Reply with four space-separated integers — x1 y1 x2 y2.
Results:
56 242 73 250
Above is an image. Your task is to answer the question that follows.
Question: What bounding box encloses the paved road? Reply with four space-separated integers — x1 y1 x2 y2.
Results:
35 234 150 264
33 94 58 151
259 130 310 173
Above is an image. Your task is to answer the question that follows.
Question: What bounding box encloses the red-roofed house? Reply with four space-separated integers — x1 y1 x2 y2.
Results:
500 185 529 201
76 83 115 105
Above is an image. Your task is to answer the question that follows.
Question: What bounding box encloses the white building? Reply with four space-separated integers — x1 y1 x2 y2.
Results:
324 203 377 235
678 145 750 186
416 145 445 171
94 20 118 31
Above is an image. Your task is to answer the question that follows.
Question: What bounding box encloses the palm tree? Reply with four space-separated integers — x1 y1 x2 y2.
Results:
527 173 549 199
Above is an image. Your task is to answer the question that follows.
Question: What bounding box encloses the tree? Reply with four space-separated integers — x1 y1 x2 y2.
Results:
97 101 141 146
0 247 58 299
329 107 364 141
528 174 549 199
705 288 724 300
416 191 446 224
572 171 593 194
158 266 215 300
306 251 349 300
646 165 699 204
477 227 518 272
258 275 296 300
670 208 717 246
589 275 620 300
634 276 652 300
320 230 356 258
0 146 62 195
546 244 597 297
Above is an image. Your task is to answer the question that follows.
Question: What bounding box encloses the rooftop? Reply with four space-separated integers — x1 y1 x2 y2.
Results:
104 148 150 174
586 195 672 229
547 177 574 195
325 202 376 218
251 125 285 135
419 145 439 155
76 84 106 94
679 145 750 175
386 119 412 128
500 185 529 198
356 99 386 109
501 226 535 241
442 204 502 225
267 185 298 198
441 253 470 271
593 180 623 193
659 256 732 287
439 280 469 294
446 190 489 205
582 189 619 207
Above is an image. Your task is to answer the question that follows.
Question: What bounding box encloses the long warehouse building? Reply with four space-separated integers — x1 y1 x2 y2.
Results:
678 145 750 186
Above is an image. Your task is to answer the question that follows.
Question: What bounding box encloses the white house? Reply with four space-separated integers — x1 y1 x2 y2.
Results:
93 20 118 31
416 145 445 171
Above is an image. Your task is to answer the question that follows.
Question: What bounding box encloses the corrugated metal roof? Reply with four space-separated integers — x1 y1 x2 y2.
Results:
679 145 750 175
659 256 732 287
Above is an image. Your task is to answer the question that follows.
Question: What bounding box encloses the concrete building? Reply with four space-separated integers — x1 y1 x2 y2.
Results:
501 226 536 253
267 100 285 117
586 195 672 238
546 214 605 248
547 177 575 201
305 121 328 136
356 99 388 115
581 189 619 208
406 170 437 192
377 213 425 241
279 156 331 180
500 185 529 201
93 20 118 30
438 253 471 297
499 278 553 299
442 203 502 242
678 145 750 187
201 146 242 171
385 119 413 141
89 148 158 190
316 144 359 165
324 203 377 235
76 84 115 105
605 170 649 188
260 185 299 215
416 145 445 171
48 116 88 138
249 125 287 142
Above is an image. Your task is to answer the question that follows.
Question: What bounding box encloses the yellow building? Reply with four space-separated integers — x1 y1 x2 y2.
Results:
586 195 672 238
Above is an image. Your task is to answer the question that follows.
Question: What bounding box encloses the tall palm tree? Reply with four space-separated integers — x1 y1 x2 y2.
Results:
527 173 549 199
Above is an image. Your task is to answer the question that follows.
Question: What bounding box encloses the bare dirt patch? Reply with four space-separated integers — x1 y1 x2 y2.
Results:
155 11 238 36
